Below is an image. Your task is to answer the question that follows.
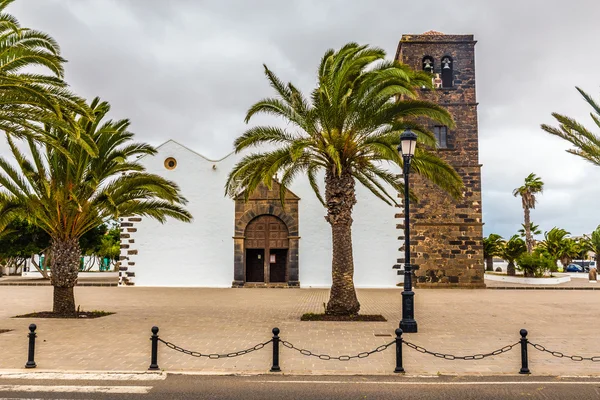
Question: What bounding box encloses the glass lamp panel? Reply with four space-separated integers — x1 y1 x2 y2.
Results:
401 139 417 156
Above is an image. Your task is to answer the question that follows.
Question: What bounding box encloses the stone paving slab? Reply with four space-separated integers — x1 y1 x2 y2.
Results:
0 287 599 375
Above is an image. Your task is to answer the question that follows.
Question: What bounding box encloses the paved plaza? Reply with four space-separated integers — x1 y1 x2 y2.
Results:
0 287 598 376
3 274 598 289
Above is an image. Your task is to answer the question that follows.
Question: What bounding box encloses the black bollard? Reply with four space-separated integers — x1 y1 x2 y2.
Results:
270 327 281 372
519 329 530 374
148 326 160 371
394 328 404 373
25 324 37 369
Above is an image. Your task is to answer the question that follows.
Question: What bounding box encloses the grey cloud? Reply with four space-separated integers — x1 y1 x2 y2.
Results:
10 0 600 237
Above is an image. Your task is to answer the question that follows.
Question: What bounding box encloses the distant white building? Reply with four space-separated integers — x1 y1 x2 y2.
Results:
118 140 401 288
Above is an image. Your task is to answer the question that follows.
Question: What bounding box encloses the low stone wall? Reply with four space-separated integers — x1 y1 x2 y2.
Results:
484 273 570 285
566 273 591 279
21 271 119 279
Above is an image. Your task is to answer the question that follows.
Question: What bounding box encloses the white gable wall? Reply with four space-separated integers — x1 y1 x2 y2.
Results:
130 141 235 287
126 141 401 289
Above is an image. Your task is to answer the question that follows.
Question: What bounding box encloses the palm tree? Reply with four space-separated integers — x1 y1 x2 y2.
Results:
558 239 580 268
483 234 504 272
541 87 600 167
590 225 600 262
0 98 192 315
501 235 526 276
226 43 463 315
575 236 592 267
0 0 89 145
537 227 571 271
513 173 544 253
518 222 541 239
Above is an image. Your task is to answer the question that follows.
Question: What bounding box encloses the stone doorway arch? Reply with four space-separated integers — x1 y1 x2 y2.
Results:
232 182 300 287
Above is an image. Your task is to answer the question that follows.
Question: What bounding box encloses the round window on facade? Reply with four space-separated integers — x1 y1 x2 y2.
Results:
164 157 177 170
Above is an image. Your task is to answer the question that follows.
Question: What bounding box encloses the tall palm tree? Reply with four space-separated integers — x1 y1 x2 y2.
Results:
513 173 544 253
501 235 526 276
0 0 90 146
0 98 192 315
483 234 504 272
226 43 463 315
541 87 600 167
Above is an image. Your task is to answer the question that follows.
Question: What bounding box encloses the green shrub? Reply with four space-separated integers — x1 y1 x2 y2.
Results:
516 253 556 277
533 248 559 275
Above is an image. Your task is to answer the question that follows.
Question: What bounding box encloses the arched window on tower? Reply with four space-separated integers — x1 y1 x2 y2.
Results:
441 56 453 88
422 56 434 74
433 126 448 148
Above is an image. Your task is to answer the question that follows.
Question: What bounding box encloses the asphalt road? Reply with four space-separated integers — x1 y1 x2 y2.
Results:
1 374 600 399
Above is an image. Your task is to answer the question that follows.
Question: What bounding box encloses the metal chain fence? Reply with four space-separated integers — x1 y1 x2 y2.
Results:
157 337 273 359
23 324 600 373
402 340 520 360
280 339 395 361
528 342 600 362
143 326 600 374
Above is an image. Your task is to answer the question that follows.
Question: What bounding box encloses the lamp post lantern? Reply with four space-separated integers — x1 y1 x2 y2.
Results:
398 129 418 333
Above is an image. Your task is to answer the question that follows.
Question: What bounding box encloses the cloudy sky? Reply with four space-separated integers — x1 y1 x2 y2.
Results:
11 0 600 239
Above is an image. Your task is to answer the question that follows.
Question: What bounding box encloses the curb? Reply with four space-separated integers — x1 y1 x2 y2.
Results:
1 369 600 378
0 283 117 287
0 370 166 380
487 286 599 290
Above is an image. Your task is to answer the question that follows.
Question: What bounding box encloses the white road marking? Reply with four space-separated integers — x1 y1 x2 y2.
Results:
0 385 152 394
0 372 165 381
254 380 600 385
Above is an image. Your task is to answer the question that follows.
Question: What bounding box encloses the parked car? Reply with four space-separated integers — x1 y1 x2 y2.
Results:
585 261 597 272
565 264 585 273
569 261 597 272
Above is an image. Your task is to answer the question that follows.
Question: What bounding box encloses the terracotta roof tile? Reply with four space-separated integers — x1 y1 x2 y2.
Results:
422 30 445 36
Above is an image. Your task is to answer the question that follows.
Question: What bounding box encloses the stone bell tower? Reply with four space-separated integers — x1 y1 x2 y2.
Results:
395 31 485 287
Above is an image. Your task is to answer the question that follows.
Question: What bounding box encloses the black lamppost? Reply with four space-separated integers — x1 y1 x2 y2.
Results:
398 129 418 333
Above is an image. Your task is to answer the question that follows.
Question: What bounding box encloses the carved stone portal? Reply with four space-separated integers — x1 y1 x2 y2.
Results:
232 182 300 287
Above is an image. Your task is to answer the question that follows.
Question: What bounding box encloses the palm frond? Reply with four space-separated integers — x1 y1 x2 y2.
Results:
0 97 192 241
0 5 93 144
227 42 463 209
542 87 600 167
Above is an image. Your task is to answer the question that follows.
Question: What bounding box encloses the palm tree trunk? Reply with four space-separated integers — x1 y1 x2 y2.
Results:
324 170 360 315
49 238 80 316
507 261 516 276
485 256 494 271
524 207 533 253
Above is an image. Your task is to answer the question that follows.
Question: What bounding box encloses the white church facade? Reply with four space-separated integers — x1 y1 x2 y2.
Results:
118 31 487 289
118 140 401 288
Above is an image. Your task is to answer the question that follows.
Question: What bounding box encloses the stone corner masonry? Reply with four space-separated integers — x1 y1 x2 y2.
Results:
117 217 140 286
